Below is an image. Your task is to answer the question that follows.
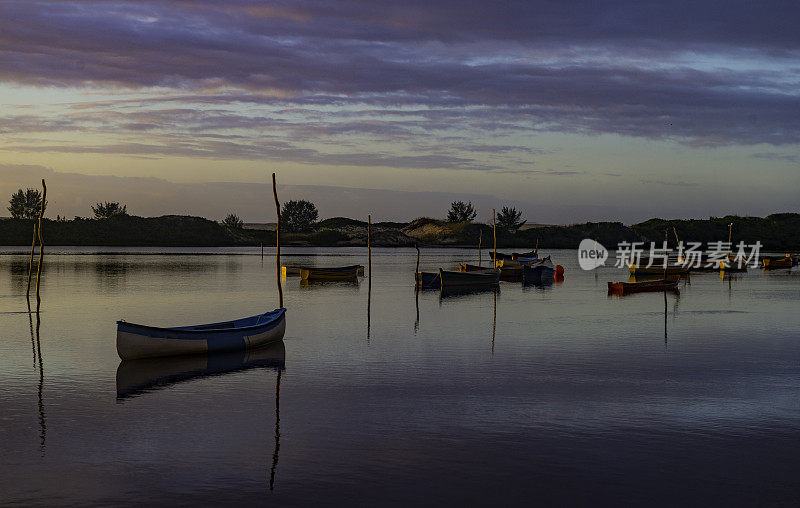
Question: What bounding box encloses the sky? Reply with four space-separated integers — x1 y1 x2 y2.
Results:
1 0 798 224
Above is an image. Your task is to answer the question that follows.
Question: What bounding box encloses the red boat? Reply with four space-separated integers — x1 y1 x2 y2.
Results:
608 275 680 295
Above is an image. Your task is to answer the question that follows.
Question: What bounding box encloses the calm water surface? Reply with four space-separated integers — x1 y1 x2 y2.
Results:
1 247 799 506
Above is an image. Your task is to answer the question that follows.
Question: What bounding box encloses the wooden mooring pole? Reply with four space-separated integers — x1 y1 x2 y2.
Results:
478 229 482 266
35 179 46 312
26 220 37 298
367 215 372 280
367 215 372 342
492 209 497 267
272 173 283 309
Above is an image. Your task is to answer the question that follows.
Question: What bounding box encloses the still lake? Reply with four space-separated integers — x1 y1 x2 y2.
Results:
1 247 799 506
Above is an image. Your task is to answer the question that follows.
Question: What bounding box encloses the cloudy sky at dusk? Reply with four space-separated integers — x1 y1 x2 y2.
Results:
1 0 798 223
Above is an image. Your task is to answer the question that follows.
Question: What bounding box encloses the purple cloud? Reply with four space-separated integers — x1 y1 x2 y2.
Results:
0 0 798 165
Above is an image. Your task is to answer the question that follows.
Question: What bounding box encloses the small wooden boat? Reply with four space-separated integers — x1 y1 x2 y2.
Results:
608 276 680 294
287 265 363 277
491 251 537 261
415 271 441 288
495 258 539 269
439 268 500 288
498 266 523 281
522 256 555 283
510 250 538 260
718 259 747 272
629 264 689 276
117 309 286 361
462 262 520 280
117 341 285 399
763 256 793 269
281 266 302 277
299 265 360 281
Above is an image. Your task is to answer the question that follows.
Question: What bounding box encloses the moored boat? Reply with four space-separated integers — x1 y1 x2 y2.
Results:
281 266 302 277
498 265 523 281
117 308 287 361
495 258 539 269
299 265 361 281
491 250 538 261
465 262 520 280
763 256 793 269
439 268 500 288
415 271 441 288
522 256 556 283
608 276 680 294
510 250 538 260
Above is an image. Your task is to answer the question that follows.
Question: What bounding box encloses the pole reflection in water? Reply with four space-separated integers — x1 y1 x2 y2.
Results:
28 299 36 368
35 312 46 456
269 369 282 491
367 275 372 344
414 287 420 334
491 290 497 355
664 290 668 348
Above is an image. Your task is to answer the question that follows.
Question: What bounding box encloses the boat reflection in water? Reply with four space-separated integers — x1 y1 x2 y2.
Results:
522 274 555 291
116 341 285 400
439 284 500 299
299 279 359 290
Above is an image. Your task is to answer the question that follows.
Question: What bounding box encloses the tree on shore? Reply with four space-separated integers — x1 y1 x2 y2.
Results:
222 213 244 229
281 200 318 232
446 201 477 222
8 188 46 219
496 206 526 233
92 202 128 219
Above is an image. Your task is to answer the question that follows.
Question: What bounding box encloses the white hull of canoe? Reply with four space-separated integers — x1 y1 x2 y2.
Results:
117 317 286 361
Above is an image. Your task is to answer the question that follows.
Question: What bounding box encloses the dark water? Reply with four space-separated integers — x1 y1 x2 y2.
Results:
1 247 799 507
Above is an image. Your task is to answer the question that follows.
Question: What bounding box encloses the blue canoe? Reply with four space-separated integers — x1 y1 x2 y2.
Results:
117 308 286 361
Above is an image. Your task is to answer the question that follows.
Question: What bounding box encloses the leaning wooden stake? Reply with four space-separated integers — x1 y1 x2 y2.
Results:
414 243 421 286
663 227 668 280
727 222 734 258
35 179 46 311
26 220 37 298
272 173 283 309
367 215 372 343
367 215 372 280
492 209 497 267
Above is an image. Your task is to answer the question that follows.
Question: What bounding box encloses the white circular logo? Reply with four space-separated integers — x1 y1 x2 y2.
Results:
578 239 608 270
